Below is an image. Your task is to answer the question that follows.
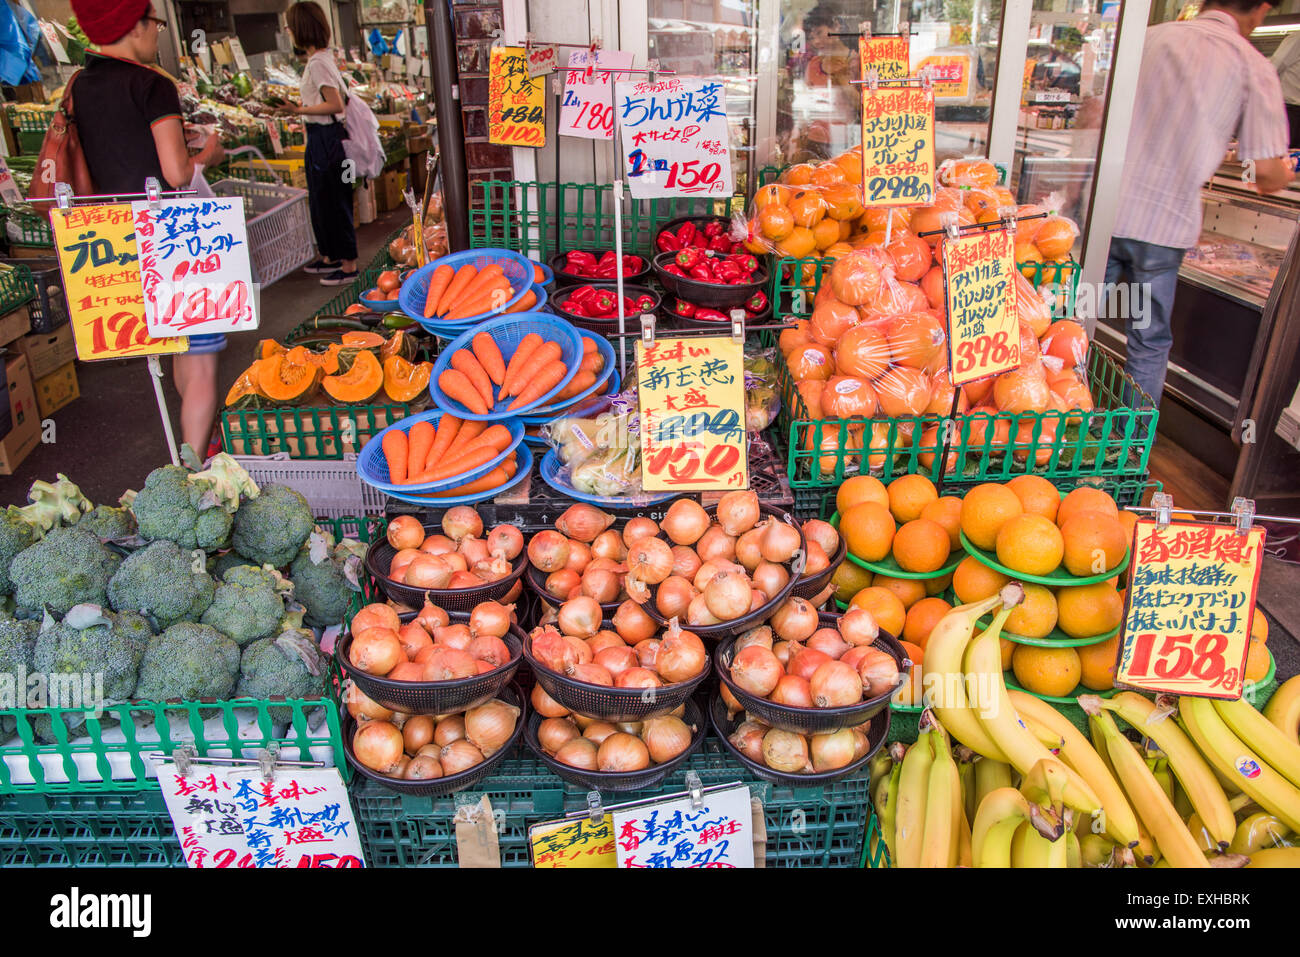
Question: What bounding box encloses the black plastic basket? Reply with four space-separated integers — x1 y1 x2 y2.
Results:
0 257 63 332
341 683 526 797
654 214 737 251
523 623 711 722
708 690 888 787
789 532 848 601
715 612 911 734
642 503 805 639
365 534 528 611
660 294 771 330
523 563 624 618
548 249 652 286
550 282 661 334
523 697 706 792
652 250 768 309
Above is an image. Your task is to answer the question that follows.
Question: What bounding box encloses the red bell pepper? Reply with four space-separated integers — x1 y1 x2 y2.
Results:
731 253 760 274
665 264 687 278
635 294 657 312
674 299 697 317
689 264 713 282
695 307 728 322
675 247 702 269
746 290 768 313
716 260 743 282
569 284 598 306
564 297 590 317
677 222 696 247
623 255 643 274
594 261 618 280
656 231 680 253
592 290 617 316
692 232 709 249
566 249 597 268
708 235 732 254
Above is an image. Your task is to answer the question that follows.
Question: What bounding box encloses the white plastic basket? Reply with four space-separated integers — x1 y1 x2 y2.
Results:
209 147 315 287
234 453 386 519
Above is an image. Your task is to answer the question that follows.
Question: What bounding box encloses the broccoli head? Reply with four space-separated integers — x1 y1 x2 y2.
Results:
0 511 38 596
231 485 314 568
289 531 365 628
236 629 327 719
209 549 251 581
32 604 153 701
201 564 291 646
10 526 123 617
108 540 215 630
130 465 236 552
75 504 138 543
133 621 240 704
0 616 37 682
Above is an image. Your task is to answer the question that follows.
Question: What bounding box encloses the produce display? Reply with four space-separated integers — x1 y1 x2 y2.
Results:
347 693 521 782
525 505 636 606
376 508 524 592
558 285 657 320
554 250 645 281
655 218 747 256
434 326 580 416
379 416 519 489
527 613 708 692
531 694 697 774
657 248 765 287
724 711 878 776
343 597 517 681
670 289 768 323
420 259 536 321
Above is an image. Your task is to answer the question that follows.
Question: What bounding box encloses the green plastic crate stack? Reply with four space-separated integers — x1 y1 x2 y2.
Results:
0 790 183 866
0 263 36 315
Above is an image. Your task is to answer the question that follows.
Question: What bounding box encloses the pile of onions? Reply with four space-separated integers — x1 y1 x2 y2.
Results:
527 505 632 605
528 610 707 689
726 714 873 775
532 693 696 773
350 696 520 780
797 519 840 579
385 508 524 593
724 605 901 710
644 492 803 626
347 599 516 681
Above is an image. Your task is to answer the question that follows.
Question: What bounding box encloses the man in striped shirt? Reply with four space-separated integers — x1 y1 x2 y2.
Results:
1107 0 1292 414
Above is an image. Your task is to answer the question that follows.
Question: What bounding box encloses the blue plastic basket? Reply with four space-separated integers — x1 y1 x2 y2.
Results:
534 263 555 288
420 288 549 339
359 289 403 312
538 449 676 508
519 366 621 424
429 314 583 420
383 441 533 506
397 248 535 323
356 408 525 493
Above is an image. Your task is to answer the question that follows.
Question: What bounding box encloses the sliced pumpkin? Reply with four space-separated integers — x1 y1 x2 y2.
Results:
288 343 343 376
323 348 383 403
225 359 268 408
379 329 417 363
257 352 322 404
383 355 433 403
256 338 287 360
340 330 387 350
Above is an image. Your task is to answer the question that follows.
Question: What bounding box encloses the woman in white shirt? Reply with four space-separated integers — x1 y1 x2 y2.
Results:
283 1 358 285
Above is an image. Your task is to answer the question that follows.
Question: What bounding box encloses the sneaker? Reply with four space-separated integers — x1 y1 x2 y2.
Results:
302 258 341 274
319 269 359 286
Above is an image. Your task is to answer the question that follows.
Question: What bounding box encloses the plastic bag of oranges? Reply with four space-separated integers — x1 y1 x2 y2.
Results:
938 156 1001 190
742 179 864 260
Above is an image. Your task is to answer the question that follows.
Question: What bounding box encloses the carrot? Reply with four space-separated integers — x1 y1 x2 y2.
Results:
581 337 596 355
502 333 542 396
451 349 497 411
507 359 569 410
447 419 485 457
503 290 538 314
443 280 512 321
578 352 603 375
429 444 499 482
418 454 517 497
448 423 513 458
381 429 408 484
422 264 454 318
533 264 545 284
437 369 489 415
472 332 506 386
555 369 596 402
425 415 461 470
458 263 504 301
504 341 561 398
436 263 477 315
405 420 435 480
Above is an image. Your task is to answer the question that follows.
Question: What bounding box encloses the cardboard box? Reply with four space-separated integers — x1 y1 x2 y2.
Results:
33 361 77 418
376 170 405 213
0 305 31 350
6 245 49 261
0 354 40 475
15 324 73 380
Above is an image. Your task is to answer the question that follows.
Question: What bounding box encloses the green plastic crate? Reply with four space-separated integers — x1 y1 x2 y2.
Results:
0 263 36 314
6 209 53 248
0 790 183 866
1021 257 1082 319
222 404 410 459
863 804 890 867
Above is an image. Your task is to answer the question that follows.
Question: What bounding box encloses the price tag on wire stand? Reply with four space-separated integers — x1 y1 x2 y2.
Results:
1116 520 1265 700
488 46 546 147
635 335 746 491
941 225 1018 386
526 42 559 77
858 35 909 80
615 77 733 199
860 86 934 206
559 48 634 140
529 814 617 868
614 784 754 868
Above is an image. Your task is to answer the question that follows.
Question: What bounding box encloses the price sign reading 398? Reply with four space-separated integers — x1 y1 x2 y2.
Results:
942 226 1019 386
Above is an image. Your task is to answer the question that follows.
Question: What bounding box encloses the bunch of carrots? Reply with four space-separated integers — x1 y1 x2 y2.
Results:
381 413 517 490
437 330 598 415
421 260 542 320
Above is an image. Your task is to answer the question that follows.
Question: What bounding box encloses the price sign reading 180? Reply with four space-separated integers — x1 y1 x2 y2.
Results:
860 86 935 208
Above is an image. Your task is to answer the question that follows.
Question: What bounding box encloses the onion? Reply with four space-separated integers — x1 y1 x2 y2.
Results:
625 576 649 604
532 628 580 673
717 490 761 537
696 525 738 563
734 626 773 653
469 600 512 638
641 716 693 763
402 715 435 754
622 517 660 546
749 590 768 613
350 628 404 676
404 755 444 780
528 530 571 572
857 648 902 697
752 561 790 601
503 580 524 604
583 721 619 745
662 499 711 546
397 621 432 660
433 715 466 747
655 575 696 620
762 729 810 773
563 541 592 574
416 598 450 633
789 646 832 682
420 534 457 555
852 728 870 760
693 560 742 592
771 674 814 708
570 662 614 685
564 634 593 664
704 570 753 621
473 557 511 581
433 623 472 650
443 506 484 542
594 645 639 679
656 624 707 683
810 660 863 707
759 517 801 564
587 631 625 656
354 721 404 774
387 662 425 681
687 594 721 627
670 545 702 580
530 683 569 718
801 542 830 577
467 635 511 669
591 529 628 562
475 660 496 674
345 683 393 722
439 739 484 775
422 646 478 681
772 641 796 668
597 733 651 772
720 683 744 718
465 699 518 756
487 524 524 560
801 519 840 557
386 515 425 550
839 607 880 646
841 646 873 671
581 567 621 604
459 536 490 568
627 537 673 585
811 728 857 772
730 646 782 697
441 552 469 573
729 721 767 762
538 716 580 754
807 627 851 660
404 554 453 589
545 568 581 600
556 504 616 543
351 603 401 634
735 529 764 572
555 737 599 769
558 596 602 638
392 756 410 778
613 599 657 643
771 597 819 642
614 667 661 690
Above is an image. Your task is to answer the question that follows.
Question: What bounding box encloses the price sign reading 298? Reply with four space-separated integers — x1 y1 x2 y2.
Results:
860 86 935 207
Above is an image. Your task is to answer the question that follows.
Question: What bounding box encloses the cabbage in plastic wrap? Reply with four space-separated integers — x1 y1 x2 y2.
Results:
569 447 641 497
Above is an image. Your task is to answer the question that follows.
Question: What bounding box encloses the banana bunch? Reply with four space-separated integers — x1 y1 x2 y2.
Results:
1263 675 1300 742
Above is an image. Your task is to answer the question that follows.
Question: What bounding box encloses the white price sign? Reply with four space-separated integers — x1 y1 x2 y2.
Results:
613 785 754 868
228 36 250 71
614 77 733 199
559 49 633 140
0 158 24 204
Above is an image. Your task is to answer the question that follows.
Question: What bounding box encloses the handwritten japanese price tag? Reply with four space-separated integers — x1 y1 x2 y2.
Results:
615 78 733 199
635 335 746 492
157 764 365 868
1116 520 1265 699
858 35 909 80
614 785 753 868
942 226 1018 386
860 86 934 206
131 198 259 337
529 815 617 868
488 46 546 147
50 204 189 361
559 49 634 140
526 42 559 77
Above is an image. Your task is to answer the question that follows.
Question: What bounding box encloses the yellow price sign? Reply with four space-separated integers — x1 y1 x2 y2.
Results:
529 815 617 868
488 46 546 148
1116 520 1265 700
857 36 909 80
636 335 747 492
50 204 188 361
942 227 1018 386
860 86 934 207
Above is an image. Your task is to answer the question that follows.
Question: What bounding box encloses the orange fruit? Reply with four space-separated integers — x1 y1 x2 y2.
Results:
925 571 953 596
849 586 907 637
1041 320 1089 368
993 365 1052 414
1078 635 1120 691
996 514 1065 576
837 475 889 515
887 474 939 524
960 483 1024 551
775 226 817 259
895 640 925 706
823 184 865 221
1244 636 1271 683
903 596 953 651
1000 638 1016 671
811 217 842 250
753 183 792 208
832 560 874 605
1034 216 1078 259
1005 475 1060 523
884 312 945 369
783 163 816 186
872 574 927 611
758 204 794 241
831 148 864 183
788 190 827 228
1057 487 1119 527
1059 511 1127 577
1117 509 1139 544
1012 645 1081 697
1015 241 1043 279
1252 607 1268 644
810 163 846 188
952 555 1011 604
920 496 963 550
1056 583 1124 639
874 367 931 418
892 519 952 573
840 502 896 563
1005 583 1059 639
